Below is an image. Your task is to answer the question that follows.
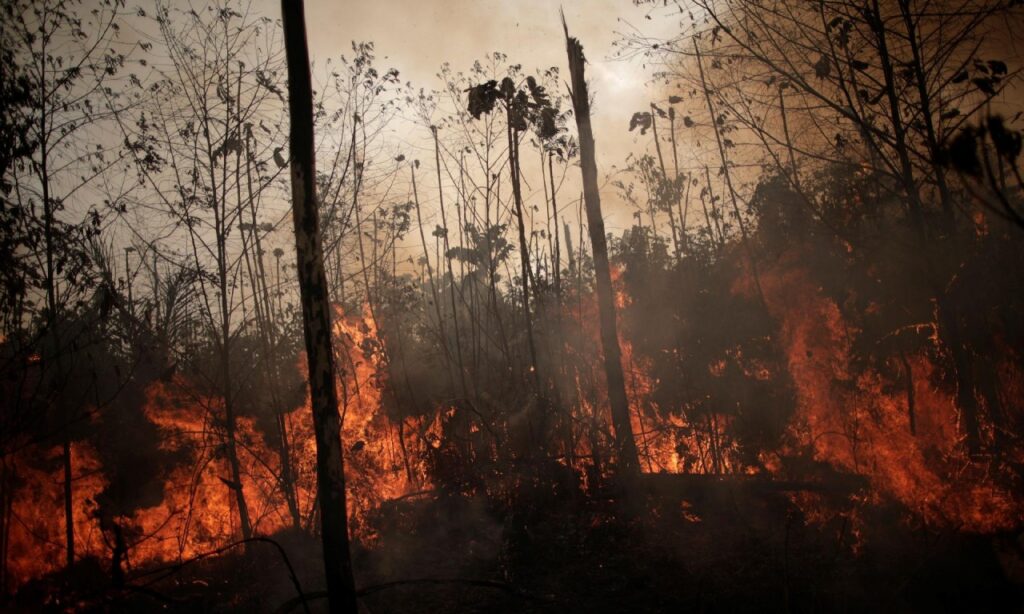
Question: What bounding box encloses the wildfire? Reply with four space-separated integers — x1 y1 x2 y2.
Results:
4 263 1022 595
562 266 741 479
747 254 1024 533
5 443 106 588
2 304 440 590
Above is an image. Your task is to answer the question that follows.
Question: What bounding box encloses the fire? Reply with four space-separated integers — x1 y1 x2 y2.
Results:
2 304 440 590
4 443 106 588
562 266 740 478
581 255 1022 533
748 253 1024 532
4 261 1021 595
318 305 437 540
129 377 295 562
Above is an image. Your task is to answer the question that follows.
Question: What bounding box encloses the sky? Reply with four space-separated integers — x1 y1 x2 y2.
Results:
302 0 670 134
58 0 681 291
294 0 680 231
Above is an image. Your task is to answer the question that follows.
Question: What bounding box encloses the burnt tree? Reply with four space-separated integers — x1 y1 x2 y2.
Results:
563 20 641 476
280 1 358 612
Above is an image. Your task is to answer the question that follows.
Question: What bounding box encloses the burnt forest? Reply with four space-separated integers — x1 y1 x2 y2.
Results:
2 0 1024 612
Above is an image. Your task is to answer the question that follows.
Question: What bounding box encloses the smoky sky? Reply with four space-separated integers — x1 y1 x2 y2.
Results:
293 0 679 231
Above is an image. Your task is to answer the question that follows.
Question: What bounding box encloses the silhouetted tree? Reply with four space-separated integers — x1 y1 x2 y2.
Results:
280 0 358 611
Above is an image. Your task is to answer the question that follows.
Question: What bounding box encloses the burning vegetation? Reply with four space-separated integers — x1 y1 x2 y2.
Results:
2 0 1024 611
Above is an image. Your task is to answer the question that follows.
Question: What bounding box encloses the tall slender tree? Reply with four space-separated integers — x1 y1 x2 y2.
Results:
280 0 358 611
563 18 640 476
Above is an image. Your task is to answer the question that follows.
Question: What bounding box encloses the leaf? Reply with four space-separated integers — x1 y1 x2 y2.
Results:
534 106 559 141
972 77 996 95
500 77 516 99
988 60 1008 76
466 80 500 119
814 55 831 79
255 70 284 100
941 128 981 176
988 115 1022 161
525 75 550 108
629 111 653 135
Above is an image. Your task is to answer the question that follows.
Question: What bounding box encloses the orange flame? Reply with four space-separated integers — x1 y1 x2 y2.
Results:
3 304 440 590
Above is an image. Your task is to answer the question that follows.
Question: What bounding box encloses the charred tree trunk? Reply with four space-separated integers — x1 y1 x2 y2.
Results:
0 461 11 592
61 435 73 567
548 153 563 299
564 22 640 476
898 351 917 436
280 2 359 612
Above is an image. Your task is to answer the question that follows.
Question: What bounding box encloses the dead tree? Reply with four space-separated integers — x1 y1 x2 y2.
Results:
563 20 640 476
280 1 358 612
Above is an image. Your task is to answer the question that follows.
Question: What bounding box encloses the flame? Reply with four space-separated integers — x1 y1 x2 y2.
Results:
323 304 436 540
4 443 106 588
3 304 440 590
6 259 1022 594
746 254 1024 532
561 266 736 478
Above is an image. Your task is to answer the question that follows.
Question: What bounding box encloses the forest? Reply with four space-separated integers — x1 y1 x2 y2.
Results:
1 0 1024 611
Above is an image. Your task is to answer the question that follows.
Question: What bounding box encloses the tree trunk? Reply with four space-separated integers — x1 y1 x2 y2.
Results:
668 109 689 258
872 0 980 452
650 105 680 257
505 117 541 390
563 23 640 476
39 95 76 569
280 2 359 612
411 160 458 392
244 127 300 529
433 127 470 399
548 153 563 298
0 460 12 592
